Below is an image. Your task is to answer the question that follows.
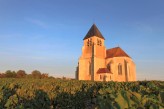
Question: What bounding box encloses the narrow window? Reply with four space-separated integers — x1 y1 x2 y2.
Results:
87 39 89 46
100 75 102 79
97 39 99 45
90 38 92 46
100 40 102 46
118 63 122 75
107 64 111 72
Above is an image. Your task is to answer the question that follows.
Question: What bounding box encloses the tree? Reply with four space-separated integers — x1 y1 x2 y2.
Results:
5 70 16 78
16 70 26 78
31 70 41 78
41 73 49 78
0 73 5 78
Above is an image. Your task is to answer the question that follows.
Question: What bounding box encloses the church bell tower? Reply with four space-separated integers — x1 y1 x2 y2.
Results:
77 24 106 80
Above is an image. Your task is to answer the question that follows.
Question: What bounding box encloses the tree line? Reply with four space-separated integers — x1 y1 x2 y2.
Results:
0 70 49 78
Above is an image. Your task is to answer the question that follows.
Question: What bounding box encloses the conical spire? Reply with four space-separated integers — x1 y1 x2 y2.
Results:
83 24 105 40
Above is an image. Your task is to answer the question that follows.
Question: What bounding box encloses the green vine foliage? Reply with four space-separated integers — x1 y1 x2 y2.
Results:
0 78 163 109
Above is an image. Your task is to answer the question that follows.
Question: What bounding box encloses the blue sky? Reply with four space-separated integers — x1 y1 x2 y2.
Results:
0 0 164 80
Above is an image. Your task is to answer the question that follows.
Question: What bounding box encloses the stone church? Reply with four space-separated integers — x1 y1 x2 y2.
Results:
75 24 136 82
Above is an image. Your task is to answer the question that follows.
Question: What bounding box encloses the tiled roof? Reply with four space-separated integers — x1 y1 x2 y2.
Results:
83 24 105 40
106 47 130 58
97 68 112 74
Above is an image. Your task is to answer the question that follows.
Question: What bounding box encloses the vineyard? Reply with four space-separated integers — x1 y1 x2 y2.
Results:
0 78 163 109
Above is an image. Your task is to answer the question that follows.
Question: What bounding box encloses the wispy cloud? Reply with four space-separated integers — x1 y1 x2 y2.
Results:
26 18 48 28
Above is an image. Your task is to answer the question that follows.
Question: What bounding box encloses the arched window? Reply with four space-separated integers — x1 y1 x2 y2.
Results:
118 63 122 75
97 39 99 45
87 39 89 46
100 40 102 46
107 64 111 72
90 38 92 46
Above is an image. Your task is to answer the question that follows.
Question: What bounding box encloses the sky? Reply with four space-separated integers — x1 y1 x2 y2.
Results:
0 0 164 80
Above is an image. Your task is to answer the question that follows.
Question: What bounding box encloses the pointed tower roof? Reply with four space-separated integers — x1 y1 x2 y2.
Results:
83 24 105 40
106 47 130 58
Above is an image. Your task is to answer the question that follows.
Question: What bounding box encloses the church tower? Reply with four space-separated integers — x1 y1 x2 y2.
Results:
77 24 106 80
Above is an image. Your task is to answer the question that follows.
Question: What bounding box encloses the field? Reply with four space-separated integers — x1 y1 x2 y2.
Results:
0 78 163 109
